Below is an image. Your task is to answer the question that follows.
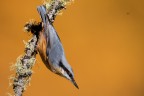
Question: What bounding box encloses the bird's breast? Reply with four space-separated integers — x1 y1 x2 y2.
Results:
37 31 51 70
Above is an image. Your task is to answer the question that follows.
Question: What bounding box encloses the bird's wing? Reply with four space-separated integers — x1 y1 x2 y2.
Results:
47 24 63 62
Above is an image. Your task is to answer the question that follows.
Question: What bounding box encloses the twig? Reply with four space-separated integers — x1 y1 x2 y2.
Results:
11 21 42 96
44 0 73 23
13 35 37 96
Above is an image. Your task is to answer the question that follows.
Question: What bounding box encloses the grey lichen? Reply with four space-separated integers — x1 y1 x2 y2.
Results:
12 35 37 96
45 0 74 23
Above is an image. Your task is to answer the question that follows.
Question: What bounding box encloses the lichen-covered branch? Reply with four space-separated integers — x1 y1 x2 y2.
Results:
44 0 74 23
12 35 37 96
11 21 42 96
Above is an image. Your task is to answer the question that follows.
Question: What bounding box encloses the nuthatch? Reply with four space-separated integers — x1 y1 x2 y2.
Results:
25 5 79 89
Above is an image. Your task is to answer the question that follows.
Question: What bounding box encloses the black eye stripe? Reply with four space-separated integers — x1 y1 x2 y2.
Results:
59 61 72 77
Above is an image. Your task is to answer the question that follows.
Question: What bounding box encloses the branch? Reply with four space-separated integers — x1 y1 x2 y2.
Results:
13 35 37 96
11 21 42 96
44 0 73 23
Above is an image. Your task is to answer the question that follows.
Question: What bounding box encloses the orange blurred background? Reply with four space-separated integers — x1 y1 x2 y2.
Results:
0 0 144 96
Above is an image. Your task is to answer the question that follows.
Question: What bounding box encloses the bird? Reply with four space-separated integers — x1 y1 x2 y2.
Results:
36 5 79 89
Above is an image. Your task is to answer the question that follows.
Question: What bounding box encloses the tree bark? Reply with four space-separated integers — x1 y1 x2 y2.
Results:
13 36 38 96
